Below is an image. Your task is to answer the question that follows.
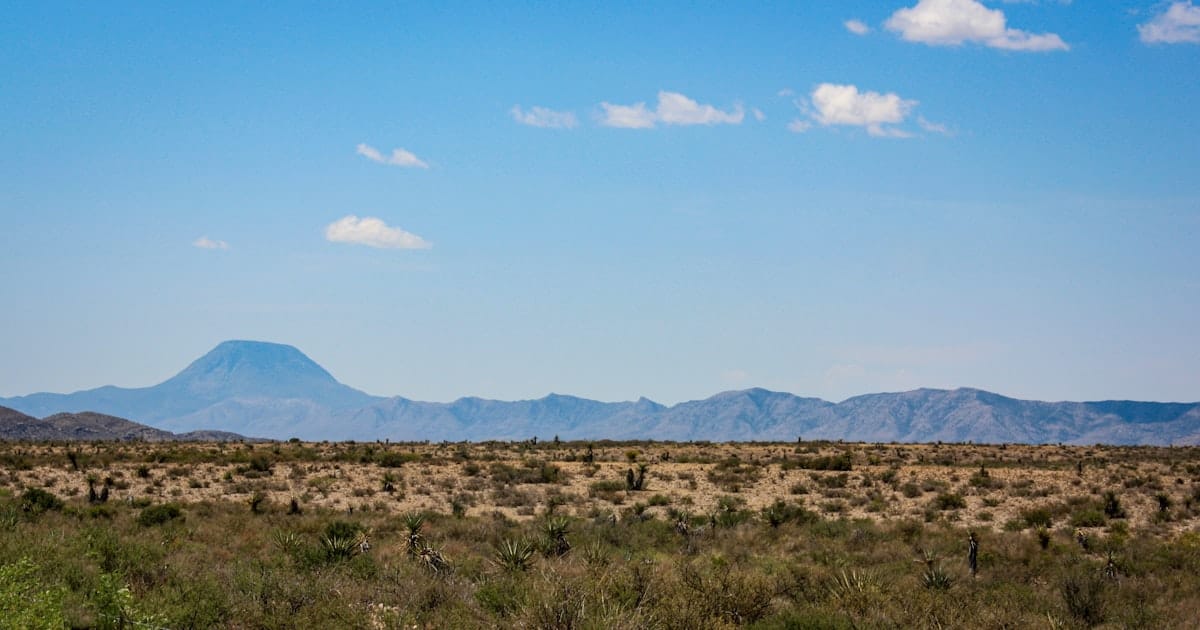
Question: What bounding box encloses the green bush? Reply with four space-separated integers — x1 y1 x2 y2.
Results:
19 488 63 514
1021 507 1053 529
1070 509 1106 528
0 558 66 629
136 503 183 527
932 493 966 511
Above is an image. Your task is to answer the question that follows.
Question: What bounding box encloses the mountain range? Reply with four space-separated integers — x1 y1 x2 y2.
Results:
3 340 1198 445
0 405 249 442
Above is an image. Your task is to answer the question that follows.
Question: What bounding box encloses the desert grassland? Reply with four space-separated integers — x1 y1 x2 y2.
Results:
2 439 1200 628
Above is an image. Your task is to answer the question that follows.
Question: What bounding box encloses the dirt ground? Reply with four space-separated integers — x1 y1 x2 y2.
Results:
5 441 1199 535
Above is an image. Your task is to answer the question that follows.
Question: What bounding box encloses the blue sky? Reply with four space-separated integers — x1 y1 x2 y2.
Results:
2 1 1198 404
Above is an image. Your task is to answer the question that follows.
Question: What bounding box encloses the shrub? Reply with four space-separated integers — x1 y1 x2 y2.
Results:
932 493 966 511
1021 507 1053 529
1070 509 1106 528
0 558 67 629
1103 491 1126 519
1061 570 1108 627
19 488 63 514
136 503 182 527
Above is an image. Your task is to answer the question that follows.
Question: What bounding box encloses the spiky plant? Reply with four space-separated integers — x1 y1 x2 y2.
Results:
494 538 536 572
922 565 954 590
271 530 303 556
419 545 450 574
402 512 425 557
320 534 358 561
543 516 571 557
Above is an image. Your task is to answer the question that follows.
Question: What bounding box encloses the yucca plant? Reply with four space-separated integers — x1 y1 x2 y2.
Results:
543 516 571 557
922 565 954 590
495 538 536 572
419 544 450 574
402 512 425 557
320 534 358 561
271 530 303 556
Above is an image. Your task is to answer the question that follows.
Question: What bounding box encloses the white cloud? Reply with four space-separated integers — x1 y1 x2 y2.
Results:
885 0 1069 51
753 108 766 122
192 236 229 250
809 83 917 137
599 91 743 128
598 101 657 128
1139 1 1200 44
510 105 578 129
844 19 871 35
656 91 744 125
324 215 431 250
355 143 429 168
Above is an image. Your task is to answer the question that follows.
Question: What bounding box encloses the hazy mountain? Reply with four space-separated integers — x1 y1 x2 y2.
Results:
3 341 1198 445
0 405 250 442
2 340 380 426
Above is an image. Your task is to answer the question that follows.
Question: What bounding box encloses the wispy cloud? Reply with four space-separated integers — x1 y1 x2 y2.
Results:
791 83 918 138
324 216 431 250
193 236 229 250
1139 1 1200 44
599 91 744 129
844 19 871 35
918 116 952 135
885 0 1069 51
510 105 578 128
787 119 813 133
355 143 429 168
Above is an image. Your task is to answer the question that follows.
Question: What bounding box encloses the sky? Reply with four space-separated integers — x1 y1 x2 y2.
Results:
2 1 1198 405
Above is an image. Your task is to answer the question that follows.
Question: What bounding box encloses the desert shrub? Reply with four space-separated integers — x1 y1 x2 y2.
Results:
932 493 966 511
489 461 561 484
1103 491 1126 519
707 458 761 492
1021 507 1053 529
1061 569 1108 627
19 488 63 514
136 503 182 527
1070 509 1106 528
0 558 66 629
762 499 818 528
792 453 853 471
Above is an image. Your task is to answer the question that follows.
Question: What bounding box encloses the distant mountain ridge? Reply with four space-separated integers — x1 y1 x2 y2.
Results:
3 341 1198 445
0 405 250 442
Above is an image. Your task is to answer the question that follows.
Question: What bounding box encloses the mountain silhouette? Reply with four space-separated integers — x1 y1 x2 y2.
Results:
3 341 1198 445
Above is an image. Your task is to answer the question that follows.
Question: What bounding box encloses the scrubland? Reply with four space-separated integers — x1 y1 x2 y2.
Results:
3 439 1200 628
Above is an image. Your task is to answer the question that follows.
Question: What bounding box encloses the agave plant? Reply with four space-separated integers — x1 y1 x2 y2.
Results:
402 512 425 557
494 538 536 572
